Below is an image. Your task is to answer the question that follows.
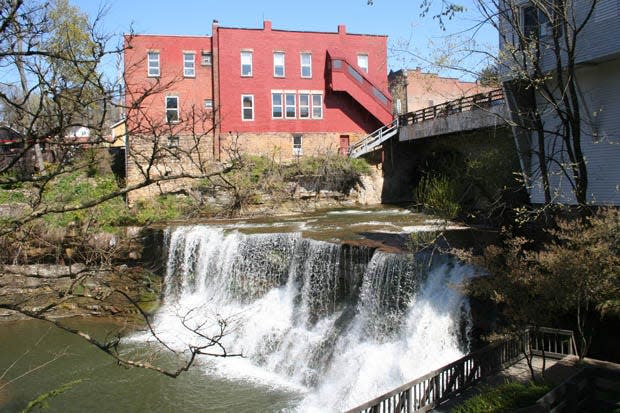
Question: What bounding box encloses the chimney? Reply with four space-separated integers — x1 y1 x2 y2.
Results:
264 20 272 31
338 24 346 35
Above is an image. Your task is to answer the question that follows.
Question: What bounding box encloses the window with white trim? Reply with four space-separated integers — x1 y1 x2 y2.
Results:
204 99 213 110
272 92 283 118
312 94 323 119
285 93 296 118
357 54 368 73
148 51 160 77
166 96 179 123
241 51 253 77
299 93 310 118
201 52 212 66
300 53 312 78
167 136 179 148
274 52 285 77
242 95 254 120
293 134 303 156
183 52 195 77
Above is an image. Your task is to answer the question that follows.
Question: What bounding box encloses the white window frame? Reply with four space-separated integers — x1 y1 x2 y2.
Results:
293 134 303 156
165 96 179 123
311 93 323 119
201 51 212 66
272 91 283 119
148 51 160 77
357 53 368 73
299 93 310 119
241 51 253 77
204 99 213 110
300 53 312 78
274 52 285 78
241 94 254 121
285 92 296 119
183 52 195 77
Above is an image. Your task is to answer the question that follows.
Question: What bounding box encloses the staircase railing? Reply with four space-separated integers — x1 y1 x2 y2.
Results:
348 117 399 158
345 327 576 413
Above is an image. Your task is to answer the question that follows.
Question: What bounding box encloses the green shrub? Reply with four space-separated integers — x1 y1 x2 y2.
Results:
451 381 551 413
414 174 461 219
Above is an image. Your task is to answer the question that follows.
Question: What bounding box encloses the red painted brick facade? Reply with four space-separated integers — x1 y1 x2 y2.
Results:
216 22 390 136
122 21 392 199
124 34 214 135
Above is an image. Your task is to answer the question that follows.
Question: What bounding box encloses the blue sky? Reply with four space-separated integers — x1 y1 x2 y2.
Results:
71 0 497 80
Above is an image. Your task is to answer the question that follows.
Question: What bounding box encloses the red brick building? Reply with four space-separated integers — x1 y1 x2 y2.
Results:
123 21 392 192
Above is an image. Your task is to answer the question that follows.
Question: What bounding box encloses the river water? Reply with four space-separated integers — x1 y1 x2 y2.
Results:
1 207 475 412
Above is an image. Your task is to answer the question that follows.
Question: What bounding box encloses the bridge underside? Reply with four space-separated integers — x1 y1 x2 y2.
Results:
380 125 516 204
399 104 509 142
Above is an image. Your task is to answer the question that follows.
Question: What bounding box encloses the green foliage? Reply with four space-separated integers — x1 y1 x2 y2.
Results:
414 174 460 219
124 195 194 225
451 381 551 413
22 379 83 413
41 171 125 231
466 209 620 359
0 188 26 204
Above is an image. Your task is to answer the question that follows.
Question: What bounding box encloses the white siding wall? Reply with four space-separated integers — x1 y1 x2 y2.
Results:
528 58 620 205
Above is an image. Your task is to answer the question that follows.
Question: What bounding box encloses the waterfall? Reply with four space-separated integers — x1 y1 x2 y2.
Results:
146 225 474 412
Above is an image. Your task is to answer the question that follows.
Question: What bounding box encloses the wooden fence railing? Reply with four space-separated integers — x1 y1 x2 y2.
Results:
345 328 576 413
399 88 504 126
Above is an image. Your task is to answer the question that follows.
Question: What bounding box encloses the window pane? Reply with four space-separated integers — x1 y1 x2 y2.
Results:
242 95 253 120
299 94 309 118
272 93 283 118
241 51 252 76
166 97 179 122
285 93 295 118
312 94 322 119
274 52 285 77
301 53 312 77
184 53 195 77
148 52 159 76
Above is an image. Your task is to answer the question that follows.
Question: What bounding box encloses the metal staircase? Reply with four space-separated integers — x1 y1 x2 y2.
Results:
348 118 399 158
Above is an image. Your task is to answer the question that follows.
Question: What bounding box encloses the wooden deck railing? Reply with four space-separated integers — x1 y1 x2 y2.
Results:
345 328 576 413
399 88 504 126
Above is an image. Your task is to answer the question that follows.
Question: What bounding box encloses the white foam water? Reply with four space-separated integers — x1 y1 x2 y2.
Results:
141 225 474 412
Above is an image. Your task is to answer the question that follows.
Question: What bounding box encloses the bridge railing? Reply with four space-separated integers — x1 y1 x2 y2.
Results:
345 327 576 413
399 88 504 126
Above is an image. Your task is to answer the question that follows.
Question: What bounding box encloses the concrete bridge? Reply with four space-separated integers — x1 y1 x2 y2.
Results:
349 88 508 159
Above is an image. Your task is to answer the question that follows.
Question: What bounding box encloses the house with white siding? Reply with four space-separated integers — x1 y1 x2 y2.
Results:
500 0 620 205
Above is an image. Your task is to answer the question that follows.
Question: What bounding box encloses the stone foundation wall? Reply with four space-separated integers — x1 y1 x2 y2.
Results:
220 131 366 162
126 133 215 204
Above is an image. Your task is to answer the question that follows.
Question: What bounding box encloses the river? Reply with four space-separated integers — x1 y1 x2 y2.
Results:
1 207 476 412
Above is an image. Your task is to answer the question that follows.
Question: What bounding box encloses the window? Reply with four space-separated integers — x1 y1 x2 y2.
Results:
204 99 213 110
520 4 558 40
201 52 212 66
165 96 179 123
312 94 323 119
357 54 368 73
242 95 254 121
241 51 253 77
148 51 160 77
300 53 312 78
285 93 296 118
272 92 283 118
293 135 303 156
274 52 285 77
299 94 310 118
167 136 179 148
183 53 195 77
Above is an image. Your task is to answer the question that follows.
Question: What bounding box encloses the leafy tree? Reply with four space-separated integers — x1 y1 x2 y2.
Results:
466 209 620 364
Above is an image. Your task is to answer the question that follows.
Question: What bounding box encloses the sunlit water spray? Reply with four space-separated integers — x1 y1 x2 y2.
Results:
140 225 474 412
